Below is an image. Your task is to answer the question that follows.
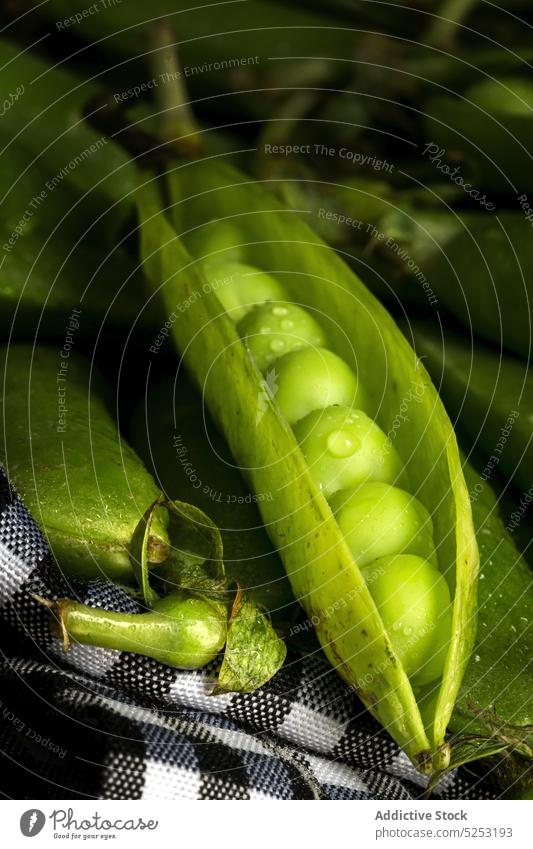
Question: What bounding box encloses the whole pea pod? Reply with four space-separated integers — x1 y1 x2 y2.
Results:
406 212 533 362
0 345 169 581
270 173 533 361
137 159 479 774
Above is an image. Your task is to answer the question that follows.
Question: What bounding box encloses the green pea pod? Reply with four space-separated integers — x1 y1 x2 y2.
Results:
137 160 479 772
2 345 285 689
38 488 285 686
0 345 169 581
124 483 286 691
0 224 162 344
282 173 532 362
409 322 533 495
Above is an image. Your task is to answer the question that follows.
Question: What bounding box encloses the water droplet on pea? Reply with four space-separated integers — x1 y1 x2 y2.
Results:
281 318 294 330
270 339 285 352
327 429 361 458
272 305 288 317
474 654 481 662
403 626 413 637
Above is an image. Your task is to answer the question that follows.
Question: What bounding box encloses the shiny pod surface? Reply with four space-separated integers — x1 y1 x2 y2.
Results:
0 345 168 580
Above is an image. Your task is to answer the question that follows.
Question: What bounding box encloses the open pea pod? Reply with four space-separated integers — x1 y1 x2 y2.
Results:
137 159 479 772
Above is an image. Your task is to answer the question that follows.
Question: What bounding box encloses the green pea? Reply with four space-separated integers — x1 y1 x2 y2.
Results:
185 220 245 264
294 405 404 497
330 482 436 568
201 261 286 322
273 348 363 425
362 554 452 686
54 591 227 670
238 300 327 372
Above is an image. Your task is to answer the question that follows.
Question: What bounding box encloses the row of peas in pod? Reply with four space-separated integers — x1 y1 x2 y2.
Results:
184 221 452 687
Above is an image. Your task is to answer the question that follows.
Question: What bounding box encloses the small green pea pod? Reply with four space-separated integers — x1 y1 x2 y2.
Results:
0 345 169 581
409 322 533 494
137 160 479 773
129 374 295 614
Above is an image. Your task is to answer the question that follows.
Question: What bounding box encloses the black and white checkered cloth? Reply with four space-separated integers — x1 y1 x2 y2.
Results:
0 467 497 800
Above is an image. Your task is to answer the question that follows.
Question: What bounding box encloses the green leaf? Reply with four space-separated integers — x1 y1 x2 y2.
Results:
215 590 286 694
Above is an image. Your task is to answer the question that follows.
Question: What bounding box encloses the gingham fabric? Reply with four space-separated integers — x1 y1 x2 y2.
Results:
0 467 497 800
